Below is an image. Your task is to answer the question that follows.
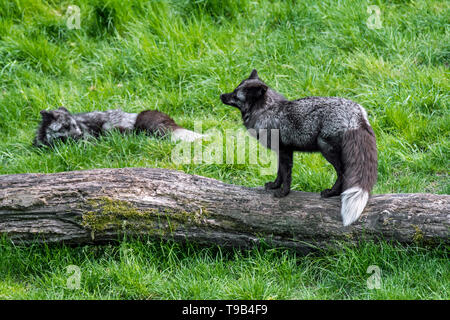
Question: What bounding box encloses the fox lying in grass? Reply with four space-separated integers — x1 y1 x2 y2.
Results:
33 107 204 147
220 69 378 226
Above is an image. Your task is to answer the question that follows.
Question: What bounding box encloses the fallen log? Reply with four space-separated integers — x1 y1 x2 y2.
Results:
0 168 448 252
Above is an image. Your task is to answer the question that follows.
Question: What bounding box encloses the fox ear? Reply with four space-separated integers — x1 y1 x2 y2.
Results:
40 110 54 120
247 83 268 99
249 69 259 80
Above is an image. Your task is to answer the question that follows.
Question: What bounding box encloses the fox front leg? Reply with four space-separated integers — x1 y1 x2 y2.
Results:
265 161 282 190
265 177 282 190
265 148 293 198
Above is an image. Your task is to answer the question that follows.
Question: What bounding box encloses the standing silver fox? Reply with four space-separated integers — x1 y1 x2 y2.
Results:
220 70 378 226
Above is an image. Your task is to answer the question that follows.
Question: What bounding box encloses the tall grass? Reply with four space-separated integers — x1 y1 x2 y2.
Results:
0 0 448 299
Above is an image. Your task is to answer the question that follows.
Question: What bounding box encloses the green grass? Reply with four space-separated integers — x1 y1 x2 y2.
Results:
0 0 448 299
1 238 448 299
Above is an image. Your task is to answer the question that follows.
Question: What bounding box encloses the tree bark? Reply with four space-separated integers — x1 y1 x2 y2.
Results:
0 168 448 253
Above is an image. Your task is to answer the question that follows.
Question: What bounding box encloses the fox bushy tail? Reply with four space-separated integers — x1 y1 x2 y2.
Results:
340 122 378 226
171 128 205 142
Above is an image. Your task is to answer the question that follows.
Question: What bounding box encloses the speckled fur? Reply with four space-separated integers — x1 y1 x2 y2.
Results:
220 69 378 225
34 107 200 146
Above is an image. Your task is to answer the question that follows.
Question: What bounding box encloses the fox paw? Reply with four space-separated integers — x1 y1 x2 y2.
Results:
320 189 340 198
274 188 290 198
265 181 281 190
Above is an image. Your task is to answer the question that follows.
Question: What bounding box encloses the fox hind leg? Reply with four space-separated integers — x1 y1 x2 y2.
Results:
319 139 344 198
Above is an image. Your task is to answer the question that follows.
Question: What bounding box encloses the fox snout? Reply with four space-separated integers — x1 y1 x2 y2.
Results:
74 130 83 139
220 92 239 109
220 93 230 103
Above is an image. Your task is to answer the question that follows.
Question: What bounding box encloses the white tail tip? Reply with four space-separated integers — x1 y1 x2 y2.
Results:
341 187 369 226
171 129 205 142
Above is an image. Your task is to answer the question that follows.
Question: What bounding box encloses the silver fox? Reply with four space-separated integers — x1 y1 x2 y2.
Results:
33 107 204 147
220 70 378 226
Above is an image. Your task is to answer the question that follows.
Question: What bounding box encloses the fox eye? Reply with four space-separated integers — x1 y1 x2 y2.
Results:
236 91 245 101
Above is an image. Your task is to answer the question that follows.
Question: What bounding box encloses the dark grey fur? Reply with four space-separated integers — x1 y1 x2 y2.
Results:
220 70 378 225
33 107 183 147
